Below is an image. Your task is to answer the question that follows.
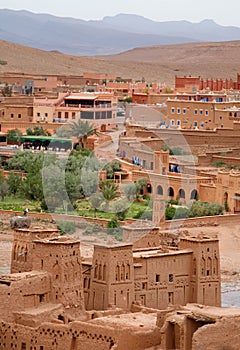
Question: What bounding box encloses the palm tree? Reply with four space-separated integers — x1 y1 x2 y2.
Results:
70 119 96 149
99 180 119 212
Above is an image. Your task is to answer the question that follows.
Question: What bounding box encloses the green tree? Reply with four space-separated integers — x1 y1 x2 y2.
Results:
2 84 12 97
55 125 72 138
7 173 23 195
70 120 96 149
136 177 147 194
99 180 119 212
0 180 9 201
6 129 23 143
0 173 9 201
112 199 129 221
26 126 51 136
104 160 122 179
89 192 104 217
123 183 137 201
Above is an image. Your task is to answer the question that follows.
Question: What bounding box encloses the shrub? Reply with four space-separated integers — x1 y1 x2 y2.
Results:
165 206 176 220
174 207 190 219
212 161 226 168
141 209 152 220
57 221 76 235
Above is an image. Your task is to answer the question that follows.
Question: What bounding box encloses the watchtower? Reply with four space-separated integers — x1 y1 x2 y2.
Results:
89 244 134 310
179 234 221 306
32 236 84 309
11 227 59 273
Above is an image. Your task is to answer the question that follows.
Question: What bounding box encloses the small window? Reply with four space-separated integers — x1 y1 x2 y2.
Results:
170 120 175 126
194 109 198 115
169 274 173 282
199 109 203 115
219 115 222 120
193 121 198 127
37 112 40 117
21 343 26 350
10 113 14 118
171 108 175 114
177 120 181 126
156 274 160 283
183 109 186 114
177 108 180 114
45 113 48 117
205 110 209 116
18 114 22 119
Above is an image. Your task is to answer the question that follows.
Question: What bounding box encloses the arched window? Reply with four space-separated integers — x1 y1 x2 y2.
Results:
190 189 198 200
179 188 185 199
193 258 196 275
157 185 163 196
206 257 212 276
168 187 174 198
98 263 102 280
201 256 206 276
126 264 130 280
103 264 106 281
121 264 125 281
94 262 98 279
115 265 120 281
213 255 218 275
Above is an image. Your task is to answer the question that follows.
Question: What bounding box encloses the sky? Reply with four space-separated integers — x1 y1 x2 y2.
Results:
1 0 240 27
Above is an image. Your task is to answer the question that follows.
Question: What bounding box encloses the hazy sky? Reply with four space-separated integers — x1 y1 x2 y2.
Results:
1 0 240 27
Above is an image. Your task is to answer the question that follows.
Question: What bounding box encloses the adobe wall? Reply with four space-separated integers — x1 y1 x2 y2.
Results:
126 124 240 153
11 228 59 273
179 237 221 307
198 153 240 167
133 250 192 309
0 271 51 322
89 245 134 311
31 239 85 309
0 317 161 350
192 316 240 350
198 183 216 204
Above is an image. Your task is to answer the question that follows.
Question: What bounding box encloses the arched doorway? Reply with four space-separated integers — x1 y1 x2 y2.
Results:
168 187 174 198
223 192 229 211
179 188 185 199
157 185 163 196
100 124 106 132
147 184 152 194
190 189 198 200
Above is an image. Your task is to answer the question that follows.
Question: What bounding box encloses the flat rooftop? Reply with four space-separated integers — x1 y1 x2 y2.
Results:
133 248 192 259
89 312 158 331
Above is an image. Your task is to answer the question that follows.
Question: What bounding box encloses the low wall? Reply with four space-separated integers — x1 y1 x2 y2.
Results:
1 209 239 231
0 210 137 229
161 213 240 229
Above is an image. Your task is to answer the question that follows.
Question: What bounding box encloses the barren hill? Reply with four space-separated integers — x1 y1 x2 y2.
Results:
1 40 240 86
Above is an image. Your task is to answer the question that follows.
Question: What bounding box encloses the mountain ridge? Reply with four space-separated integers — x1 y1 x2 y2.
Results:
0 9 240 55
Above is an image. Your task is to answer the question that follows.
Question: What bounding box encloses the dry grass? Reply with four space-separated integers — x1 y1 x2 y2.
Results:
1 40 240 86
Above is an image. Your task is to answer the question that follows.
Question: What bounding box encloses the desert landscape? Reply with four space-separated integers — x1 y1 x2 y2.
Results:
1 40 240 85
